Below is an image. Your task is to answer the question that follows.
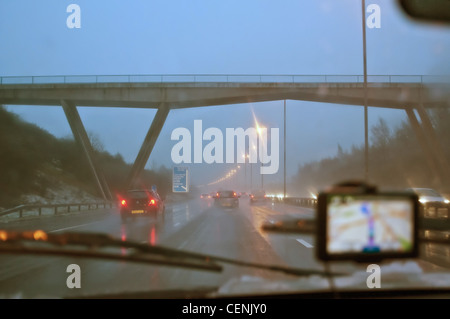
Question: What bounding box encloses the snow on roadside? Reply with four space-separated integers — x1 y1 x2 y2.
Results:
19 183 101 206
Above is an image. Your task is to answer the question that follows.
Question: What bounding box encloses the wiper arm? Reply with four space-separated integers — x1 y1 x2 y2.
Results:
0 230 344 277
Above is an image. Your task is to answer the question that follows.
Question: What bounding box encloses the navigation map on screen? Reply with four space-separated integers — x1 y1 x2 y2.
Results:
326 195 414 254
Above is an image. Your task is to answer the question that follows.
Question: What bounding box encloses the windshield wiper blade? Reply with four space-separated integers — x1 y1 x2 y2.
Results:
144 245 342 277
0 245 223 272
0 229 344 277
0 230 222 272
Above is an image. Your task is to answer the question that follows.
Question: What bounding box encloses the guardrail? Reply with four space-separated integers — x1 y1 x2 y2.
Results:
270 197 318 208
0 201 116 219
1 74 449 85
272 197 448 217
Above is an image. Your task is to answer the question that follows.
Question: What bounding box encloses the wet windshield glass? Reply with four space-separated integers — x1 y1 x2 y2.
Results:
0 0 450 299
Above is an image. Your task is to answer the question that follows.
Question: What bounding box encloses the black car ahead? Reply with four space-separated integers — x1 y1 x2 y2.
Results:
119 189 165 221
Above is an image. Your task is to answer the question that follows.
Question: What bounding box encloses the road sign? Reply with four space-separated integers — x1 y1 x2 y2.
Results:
172 166 189 193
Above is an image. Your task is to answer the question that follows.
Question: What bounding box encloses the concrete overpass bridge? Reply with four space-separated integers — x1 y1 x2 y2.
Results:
1 74 449 199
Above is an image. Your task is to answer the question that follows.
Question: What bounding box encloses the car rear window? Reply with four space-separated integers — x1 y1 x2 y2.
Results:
126 191 152 199
218 191 235 197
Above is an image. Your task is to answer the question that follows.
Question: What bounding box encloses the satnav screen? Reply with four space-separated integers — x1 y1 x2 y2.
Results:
327 195 414 254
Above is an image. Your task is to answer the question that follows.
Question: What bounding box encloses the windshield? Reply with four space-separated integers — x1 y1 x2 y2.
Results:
1 0 450 300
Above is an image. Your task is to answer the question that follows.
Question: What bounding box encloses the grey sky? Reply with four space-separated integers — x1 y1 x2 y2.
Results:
1 0 449 192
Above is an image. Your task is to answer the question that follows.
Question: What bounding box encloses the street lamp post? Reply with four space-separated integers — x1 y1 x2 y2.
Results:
261 162 263 189
245 159 247 191
256 127 266 190
243 154 248 192
283 99 287 199
362 0 369 183
251 145 256 192
250 160 253 191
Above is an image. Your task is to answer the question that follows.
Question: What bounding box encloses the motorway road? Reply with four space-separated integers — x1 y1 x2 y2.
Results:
0 197 449 298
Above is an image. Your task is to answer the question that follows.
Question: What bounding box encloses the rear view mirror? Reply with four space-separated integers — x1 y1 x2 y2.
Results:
398 0 450 23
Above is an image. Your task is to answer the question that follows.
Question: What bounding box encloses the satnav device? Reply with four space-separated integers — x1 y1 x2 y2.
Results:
316 183 419 262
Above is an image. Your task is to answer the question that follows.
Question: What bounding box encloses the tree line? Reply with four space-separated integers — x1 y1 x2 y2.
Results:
0 106 171 208
293 108 450 196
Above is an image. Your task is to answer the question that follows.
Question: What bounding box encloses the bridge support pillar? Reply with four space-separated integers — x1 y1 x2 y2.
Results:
405 107 444 189
126 103 170 189
415 104 450 186
61 100 112 201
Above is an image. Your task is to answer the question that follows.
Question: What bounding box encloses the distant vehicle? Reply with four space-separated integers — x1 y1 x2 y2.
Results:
249 190 267 205
200 193 211 199
119 189 165 221
214 190 239 208
406 188 449 205
406 188 449 215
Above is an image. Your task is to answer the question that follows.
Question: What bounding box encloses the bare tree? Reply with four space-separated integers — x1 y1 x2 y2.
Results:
371 118 391 148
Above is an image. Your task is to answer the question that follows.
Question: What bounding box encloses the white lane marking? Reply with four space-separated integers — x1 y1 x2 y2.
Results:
174 222 180 227
296 238 313 248
48 220 103 233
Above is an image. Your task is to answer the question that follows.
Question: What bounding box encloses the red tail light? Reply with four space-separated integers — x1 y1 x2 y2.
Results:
216 192 220 198
149 199 156 206
121 199 127 206
233 192 237 197
250 195 254 198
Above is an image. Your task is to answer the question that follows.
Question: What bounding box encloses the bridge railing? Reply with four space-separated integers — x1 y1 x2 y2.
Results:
1 74 449 85
0 201 116 220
